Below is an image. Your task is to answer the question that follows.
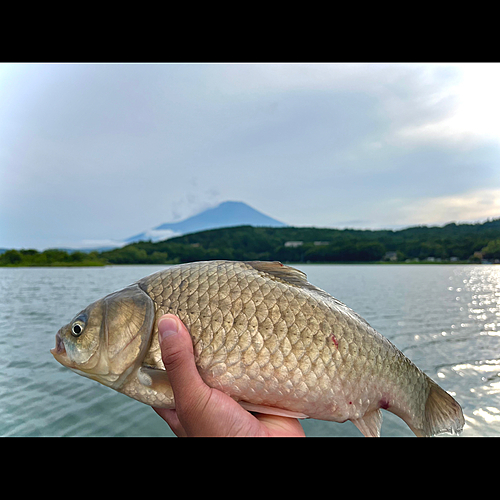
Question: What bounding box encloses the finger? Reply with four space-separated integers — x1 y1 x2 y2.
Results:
254 414 306 437
153 407 186 437
157 314 212 421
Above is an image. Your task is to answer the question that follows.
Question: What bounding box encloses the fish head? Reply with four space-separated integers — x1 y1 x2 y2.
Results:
51 284 155 388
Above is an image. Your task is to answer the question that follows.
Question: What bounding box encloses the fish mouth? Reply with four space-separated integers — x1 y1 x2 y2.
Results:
51 330 68 363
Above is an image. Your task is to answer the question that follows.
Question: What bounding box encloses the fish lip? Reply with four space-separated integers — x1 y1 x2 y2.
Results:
51 329 67 360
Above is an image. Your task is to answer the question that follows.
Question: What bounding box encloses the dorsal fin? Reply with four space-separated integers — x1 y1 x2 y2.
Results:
244 261 309 287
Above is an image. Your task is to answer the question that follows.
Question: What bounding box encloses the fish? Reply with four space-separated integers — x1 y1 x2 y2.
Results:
51 260 464 436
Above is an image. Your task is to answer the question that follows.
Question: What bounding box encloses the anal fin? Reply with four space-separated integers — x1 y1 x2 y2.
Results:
239 401 309 419
351 409 383 437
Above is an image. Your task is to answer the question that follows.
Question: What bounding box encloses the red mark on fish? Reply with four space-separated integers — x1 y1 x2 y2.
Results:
379 398 390 410
330 334 338 348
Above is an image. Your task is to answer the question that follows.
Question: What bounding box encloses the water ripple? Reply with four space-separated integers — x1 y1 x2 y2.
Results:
2 264 500 436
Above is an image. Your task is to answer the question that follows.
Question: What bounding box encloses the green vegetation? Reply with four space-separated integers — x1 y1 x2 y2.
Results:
3 218 500 267
0 249 106 267
101 219 500 265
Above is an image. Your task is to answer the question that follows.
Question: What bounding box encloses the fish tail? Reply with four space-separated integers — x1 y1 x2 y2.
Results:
411 379 465 437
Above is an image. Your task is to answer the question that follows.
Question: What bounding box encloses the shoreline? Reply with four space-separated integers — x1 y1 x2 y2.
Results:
0 260 491 268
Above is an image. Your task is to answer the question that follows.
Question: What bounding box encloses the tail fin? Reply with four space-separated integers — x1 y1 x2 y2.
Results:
411 380 465 437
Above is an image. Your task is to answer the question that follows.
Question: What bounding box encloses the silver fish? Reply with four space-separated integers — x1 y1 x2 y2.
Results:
51 260 464 436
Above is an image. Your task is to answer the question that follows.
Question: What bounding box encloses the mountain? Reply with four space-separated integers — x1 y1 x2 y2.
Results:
124 201 287 244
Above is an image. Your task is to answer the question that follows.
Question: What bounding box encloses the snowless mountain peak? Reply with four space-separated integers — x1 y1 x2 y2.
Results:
124 201 287 244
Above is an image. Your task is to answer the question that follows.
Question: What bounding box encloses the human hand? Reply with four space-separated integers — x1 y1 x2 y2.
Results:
153 314 305 437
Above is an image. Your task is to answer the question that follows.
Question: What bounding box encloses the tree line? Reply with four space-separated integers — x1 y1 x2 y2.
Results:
2 218 500 267
101 219 500 265
0 248 106 266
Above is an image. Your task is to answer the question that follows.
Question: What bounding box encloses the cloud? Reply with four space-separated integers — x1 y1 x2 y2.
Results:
140 228 181 242
65 229 181 250
1 63 499 249
75 239 126 249
393 188 500 227
390 64 500 151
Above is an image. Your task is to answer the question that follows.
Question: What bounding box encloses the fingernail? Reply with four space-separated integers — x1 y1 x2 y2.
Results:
158 316 179 340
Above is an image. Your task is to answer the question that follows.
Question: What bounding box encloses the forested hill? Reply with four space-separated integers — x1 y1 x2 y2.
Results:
100 219 500 264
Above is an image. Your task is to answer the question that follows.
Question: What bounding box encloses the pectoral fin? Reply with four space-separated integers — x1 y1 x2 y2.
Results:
138 366 173 393
351 409 383 437
239 401 309 419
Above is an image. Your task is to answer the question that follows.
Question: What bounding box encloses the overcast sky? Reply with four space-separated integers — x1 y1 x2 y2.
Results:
1 63 499 250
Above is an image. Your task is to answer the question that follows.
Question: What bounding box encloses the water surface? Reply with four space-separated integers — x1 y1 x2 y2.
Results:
1 264 498 436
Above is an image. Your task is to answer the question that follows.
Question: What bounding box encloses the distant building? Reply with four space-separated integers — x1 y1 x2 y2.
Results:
383 251 398 261
284 241 303 248
314 241 329 246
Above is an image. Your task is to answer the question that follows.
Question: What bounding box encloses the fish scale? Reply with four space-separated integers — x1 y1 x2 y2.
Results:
138 261 423 421
52 260 464 436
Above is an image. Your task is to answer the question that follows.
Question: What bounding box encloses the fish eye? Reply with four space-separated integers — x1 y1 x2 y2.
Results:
71 315 86 337
72 323 83 336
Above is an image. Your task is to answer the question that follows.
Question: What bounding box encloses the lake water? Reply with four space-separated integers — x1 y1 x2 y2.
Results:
1 263 499 437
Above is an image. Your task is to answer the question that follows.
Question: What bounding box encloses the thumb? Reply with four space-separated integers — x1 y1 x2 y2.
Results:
157 314 210 414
